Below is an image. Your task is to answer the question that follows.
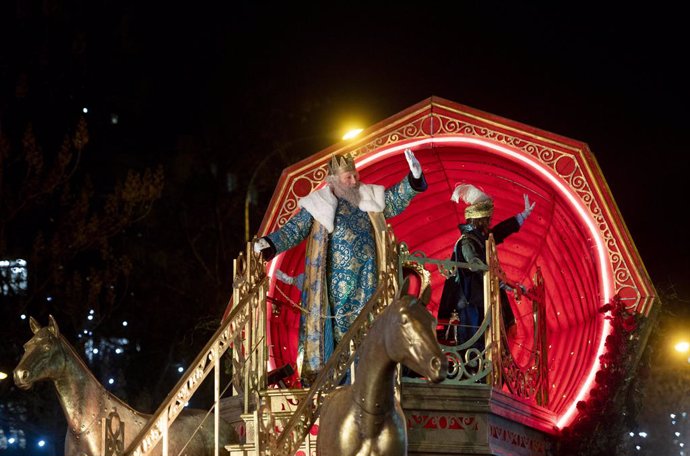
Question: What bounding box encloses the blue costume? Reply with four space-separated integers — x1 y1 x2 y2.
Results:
263 174 426 383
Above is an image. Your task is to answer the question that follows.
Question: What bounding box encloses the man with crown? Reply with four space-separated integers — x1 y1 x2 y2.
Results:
254 149 427 384
438 184 535 347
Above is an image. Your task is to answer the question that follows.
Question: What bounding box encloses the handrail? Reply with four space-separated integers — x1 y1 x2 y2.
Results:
486 236 549 404
401 235 548 401
124 242 267 456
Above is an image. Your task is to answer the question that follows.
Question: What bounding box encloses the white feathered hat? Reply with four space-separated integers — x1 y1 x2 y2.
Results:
451 183 494 219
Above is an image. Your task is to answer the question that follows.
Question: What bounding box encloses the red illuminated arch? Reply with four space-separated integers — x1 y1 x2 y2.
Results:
244 97 656 431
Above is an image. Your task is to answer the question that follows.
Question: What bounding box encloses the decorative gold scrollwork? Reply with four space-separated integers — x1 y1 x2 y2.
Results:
103 409 125 456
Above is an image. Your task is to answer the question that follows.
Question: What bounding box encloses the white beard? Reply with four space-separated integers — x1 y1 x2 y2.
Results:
329 179 361 206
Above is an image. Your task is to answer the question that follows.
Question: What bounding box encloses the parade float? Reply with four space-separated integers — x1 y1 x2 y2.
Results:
19 97 655 456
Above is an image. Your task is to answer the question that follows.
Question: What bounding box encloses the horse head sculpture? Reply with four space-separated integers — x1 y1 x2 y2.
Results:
317 280 447 456
383 283 447 383
14 315 237 456
14 315 64 390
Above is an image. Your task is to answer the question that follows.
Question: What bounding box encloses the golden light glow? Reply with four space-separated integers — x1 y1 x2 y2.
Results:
0 372 8 380
342 128 363 140
675 341 689 353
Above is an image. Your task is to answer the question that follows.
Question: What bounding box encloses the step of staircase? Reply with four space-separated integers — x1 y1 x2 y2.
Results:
225 410 319 456
222 387 319 455
259 387 312 414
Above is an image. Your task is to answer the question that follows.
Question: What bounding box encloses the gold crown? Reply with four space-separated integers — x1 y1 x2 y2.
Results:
328 155 356 175
465 200 494 220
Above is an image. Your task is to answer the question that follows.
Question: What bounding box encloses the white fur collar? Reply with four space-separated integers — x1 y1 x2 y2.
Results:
298 187 338 233
298 184 386 233
357 183 386 213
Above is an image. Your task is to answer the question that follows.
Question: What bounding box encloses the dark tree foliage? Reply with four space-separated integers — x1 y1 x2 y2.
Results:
622 284 690 456
0 2 332 454
0 118 163 453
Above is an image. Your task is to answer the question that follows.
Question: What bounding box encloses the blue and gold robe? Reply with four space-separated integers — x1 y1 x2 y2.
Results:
267 175 424 382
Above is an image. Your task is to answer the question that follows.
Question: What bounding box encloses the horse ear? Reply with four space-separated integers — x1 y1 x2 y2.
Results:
398 277 410 298
48 314 60 338
419 286 432 307
29 317 41 334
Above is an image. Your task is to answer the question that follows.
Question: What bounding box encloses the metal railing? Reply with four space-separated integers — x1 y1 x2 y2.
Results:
485 235 548 404
400 236 549 404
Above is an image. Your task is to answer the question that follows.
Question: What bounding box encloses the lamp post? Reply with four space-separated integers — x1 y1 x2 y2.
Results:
243 129 364 243
244 147 286 243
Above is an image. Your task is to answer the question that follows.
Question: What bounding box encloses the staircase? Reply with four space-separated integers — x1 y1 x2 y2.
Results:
224 388 318 456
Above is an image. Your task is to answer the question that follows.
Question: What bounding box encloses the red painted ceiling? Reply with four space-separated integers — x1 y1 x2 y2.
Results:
264 143 600 415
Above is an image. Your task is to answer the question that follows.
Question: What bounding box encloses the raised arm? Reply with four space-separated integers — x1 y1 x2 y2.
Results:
383 149 428 218
254 208 314 260
492 194 536 244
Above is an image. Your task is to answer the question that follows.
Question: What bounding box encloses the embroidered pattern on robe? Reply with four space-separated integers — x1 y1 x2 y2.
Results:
267 177 418 382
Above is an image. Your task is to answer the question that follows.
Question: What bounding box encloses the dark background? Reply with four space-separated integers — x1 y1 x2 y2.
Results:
6 1 686 292
1 1 688 454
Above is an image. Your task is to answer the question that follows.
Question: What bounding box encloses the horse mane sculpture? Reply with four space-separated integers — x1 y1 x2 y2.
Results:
317 281 448 456
13 315 237 456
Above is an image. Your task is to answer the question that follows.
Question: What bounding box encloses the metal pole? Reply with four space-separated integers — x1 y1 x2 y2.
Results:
214 355 220 456
162 414 169 456
244 148 286 243
243 135 333 242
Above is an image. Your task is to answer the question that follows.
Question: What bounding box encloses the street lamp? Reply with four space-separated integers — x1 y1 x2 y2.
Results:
675 341 690 353
342 128 363 140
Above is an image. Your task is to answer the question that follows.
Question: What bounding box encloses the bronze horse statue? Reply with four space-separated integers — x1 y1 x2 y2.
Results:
317 282 448 456
13 315 237 456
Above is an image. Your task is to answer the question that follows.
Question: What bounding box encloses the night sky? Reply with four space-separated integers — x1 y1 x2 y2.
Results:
3 4 689 325
152 2 688 306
